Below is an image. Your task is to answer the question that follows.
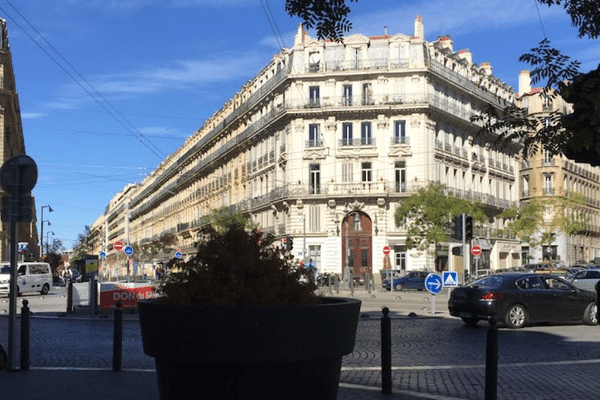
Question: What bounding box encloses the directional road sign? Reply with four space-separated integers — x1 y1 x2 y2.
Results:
175 251 183 259
425 273 443 294
99 251 106 259
442 271 458 287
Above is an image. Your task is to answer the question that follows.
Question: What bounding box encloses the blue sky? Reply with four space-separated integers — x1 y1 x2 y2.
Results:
1 0 597 251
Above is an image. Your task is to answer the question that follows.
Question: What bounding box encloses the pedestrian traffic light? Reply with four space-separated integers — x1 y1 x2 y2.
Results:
286 237 293 252
452 214 463 240
465 215 473 240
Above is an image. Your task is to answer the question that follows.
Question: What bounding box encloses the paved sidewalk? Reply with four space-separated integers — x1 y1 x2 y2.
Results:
0 287 466 400
0 369 463 400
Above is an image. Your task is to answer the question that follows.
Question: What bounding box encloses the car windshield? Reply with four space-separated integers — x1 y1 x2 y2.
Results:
468 275 506 288
0 265 9 274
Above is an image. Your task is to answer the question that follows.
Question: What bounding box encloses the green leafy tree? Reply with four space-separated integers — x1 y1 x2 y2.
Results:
71 225 92 261
499 192 589 255
394 182 487 256
285 0 358 40
134 232 178 262
202 207 257 234
471 1 600 165
45 238 65 273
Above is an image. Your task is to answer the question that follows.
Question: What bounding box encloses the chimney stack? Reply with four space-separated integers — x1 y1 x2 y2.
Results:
414 15 424 38
518 70 531 96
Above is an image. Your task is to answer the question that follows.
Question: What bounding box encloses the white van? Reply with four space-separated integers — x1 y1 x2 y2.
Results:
0 262 53 296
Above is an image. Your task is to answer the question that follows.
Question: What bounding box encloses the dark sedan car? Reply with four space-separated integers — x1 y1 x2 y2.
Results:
448 273 597 328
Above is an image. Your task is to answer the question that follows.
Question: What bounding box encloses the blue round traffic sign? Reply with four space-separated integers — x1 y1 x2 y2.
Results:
99 251 106 259
175 251 183 259
425 273 443 294
124 245 134 256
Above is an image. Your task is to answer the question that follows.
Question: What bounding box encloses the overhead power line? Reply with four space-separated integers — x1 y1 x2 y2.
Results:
0 0 168 160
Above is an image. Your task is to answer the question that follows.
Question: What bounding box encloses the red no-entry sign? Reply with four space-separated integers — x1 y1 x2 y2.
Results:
471 245 482 257
383 246 391 255
113 241 124 252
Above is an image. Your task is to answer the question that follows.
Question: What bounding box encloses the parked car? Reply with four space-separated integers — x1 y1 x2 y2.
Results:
466 269 492 283
383 271 429 291
448 273 597 328
566 269 600 292
0 262 53 296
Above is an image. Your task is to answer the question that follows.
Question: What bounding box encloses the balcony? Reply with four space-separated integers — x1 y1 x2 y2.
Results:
391 136 410 145
338 138 376 147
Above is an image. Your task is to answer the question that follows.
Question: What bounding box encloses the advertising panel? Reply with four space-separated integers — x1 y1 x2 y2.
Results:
99 283 156 309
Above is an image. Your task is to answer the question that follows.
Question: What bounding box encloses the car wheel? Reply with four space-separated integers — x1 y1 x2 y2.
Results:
583 302 598 325
505 304 527 329
394 283 403 291
461 317 479 326
40 283 49 295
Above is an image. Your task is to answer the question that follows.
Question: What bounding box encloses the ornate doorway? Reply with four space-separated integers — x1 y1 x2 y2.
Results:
341 211 372 280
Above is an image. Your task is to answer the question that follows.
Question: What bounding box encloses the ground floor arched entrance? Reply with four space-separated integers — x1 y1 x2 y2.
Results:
341 211 372 281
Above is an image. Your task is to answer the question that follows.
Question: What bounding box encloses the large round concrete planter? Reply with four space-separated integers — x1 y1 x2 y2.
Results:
138 297 361 400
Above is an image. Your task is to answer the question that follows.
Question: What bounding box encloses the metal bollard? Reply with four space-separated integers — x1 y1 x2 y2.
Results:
20 300 30 371
328 275 332 295
365 274 370 293
350 275 354 295
381 307 392 394
113 302 123 371
66 280 73 313
334 274 339 294
485 318 498 400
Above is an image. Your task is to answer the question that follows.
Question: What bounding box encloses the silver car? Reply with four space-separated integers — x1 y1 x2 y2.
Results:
567 269 600 292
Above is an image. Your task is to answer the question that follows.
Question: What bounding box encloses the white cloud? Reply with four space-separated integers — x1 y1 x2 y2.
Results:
21 112 48 119
46 51 266 109
349 0 564 39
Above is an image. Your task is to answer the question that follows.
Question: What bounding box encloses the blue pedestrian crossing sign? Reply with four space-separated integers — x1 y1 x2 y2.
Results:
442 271 458 287
425 273 443 294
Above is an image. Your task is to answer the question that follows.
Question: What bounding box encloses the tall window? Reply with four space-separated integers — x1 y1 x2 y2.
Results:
395 245 406 270
361 162 372 182
395 161 406 192
361 122 372 145
309 164 320 194
543 150 553 165
308 124 320 147
342 163 353 182
309 86 320 106
544 174 553 195
394 120 407 144
342 122 353 146
343 84 352 106
362 83 372 105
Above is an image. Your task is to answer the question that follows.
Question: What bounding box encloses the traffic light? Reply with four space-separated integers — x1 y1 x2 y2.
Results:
451 246 462 256
452 214 463 240
465 215 473 240
286 237 294 252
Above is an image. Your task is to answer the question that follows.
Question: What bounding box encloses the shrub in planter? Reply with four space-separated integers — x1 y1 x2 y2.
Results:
138 221 361 400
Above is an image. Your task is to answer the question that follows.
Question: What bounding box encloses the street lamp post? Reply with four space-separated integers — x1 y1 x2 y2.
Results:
46 231 54 255
40 205 53 261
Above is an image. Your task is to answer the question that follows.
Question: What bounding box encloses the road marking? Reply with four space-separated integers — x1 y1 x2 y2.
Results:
339 383 468 400
342 358 600 371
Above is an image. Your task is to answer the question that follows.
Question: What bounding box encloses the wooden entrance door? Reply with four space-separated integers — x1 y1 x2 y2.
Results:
341 211 372 280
